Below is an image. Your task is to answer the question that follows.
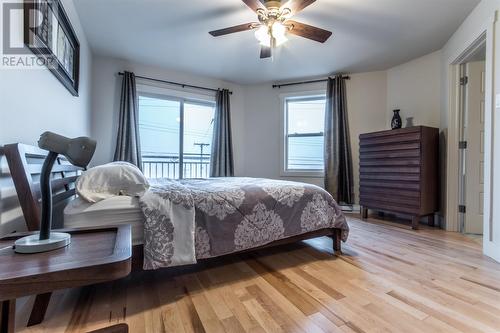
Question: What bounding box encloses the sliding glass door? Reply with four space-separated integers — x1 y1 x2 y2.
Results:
138 94 215 179
139 95 181 178
183 101 215 179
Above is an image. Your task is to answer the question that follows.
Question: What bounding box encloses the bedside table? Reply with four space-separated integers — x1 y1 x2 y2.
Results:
0 226 132 333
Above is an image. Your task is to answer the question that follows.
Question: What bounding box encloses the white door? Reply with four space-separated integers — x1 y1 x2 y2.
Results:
464 61 486 234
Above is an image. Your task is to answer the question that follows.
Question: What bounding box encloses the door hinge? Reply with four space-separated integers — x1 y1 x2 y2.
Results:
459 141 467 149
459 205 466 213
460 76 469 86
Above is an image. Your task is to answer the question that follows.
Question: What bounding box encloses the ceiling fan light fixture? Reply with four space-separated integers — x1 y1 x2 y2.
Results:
255 25 271 46
271 21 288 46
209 0 331 59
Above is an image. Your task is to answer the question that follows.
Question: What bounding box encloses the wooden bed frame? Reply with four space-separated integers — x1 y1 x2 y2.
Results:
3 143 343 326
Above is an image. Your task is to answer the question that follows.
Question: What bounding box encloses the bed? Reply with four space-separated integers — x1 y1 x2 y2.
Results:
4 143 348 324
66 176 348 269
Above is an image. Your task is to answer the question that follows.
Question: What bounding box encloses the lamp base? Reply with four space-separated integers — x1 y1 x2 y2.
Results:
14 232 71 254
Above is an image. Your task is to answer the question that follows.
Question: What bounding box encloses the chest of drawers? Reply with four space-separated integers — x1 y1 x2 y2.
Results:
359 126 439 229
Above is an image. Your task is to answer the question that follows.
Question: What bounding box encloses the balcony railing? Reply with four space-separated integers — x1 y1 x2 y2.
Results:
142 153 211 179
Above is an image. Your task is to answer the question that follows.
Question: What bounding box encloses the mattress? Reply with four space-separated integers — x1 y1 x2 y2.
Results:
64 196 144 245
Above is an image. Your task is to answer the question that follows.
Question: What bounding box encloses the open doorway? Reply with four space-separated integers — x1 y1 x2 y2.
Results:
458 44 486 235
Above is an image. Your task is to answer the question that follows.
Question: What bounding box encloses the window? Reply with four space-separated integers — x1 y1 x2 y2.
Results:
283 95 326 175
138 94 215 179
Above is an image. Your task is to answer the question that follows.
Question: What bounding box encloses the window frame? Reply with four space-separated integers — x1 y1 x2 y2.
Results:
137 84 216 179
280 91 326 178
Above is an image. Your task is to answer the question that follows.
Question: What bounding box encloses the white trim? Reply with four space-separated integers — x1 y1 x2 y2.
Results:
445 16 494 232
279 90 326 178
445 9 500 262
445 12 496 67
278 90 327 100
137 81 216 103
281 170 324 178
342 204 361 213
136 87 216 180
483 11 499 261
446 64 462 232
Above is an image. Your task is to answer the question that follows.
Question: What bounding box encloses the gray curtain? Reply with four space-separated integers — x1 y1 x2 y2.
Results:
210 89 234 177
324 75 354 204
113 71 142 170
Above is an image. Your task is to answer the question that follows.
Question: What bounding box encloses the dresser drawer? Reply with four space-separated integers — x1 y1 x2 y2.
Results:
360 127 421 140
360 192 420 207
360 149 421 159
359 200 421 215
360 132 421 146
359 186 420 199
360 158 421 167
359 180 420 191
360 173 420 182
360 166 420 174
359 142 420 153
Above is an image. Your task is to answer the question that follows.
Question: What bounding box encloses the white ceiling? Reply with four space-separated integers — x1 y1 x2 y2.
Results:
74 0 480 84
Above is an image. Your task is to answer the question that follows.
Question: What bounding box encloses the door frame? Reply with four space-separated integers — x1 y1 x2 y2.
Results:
446 11 498 261
462 61 486 234
447 33 487 232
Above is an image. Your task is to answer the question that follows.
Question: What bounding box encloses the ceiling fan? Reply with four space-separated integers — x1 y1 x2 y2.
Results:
209 0 332 59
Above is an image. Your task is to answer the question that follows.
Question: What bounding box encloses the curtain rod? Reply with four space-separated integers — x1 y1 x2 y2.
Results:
118 72 233 95
272 76 351 89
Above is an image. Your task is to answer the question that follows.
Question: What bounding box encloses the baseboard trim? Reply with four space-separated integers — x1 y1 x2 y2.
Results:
341 204 360 213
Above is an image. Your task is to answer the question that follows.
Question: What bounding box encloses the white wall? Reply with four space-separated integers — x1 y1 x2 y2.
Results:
90 56 246 176
243 71 388 204
385 50 445 222
387 51 442 128
0 0 93 144
0 0 93 236
91 62 388 206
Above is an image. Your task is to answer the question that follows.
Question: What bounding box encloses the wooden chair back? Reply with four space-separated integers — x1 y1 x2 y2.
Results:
3 143 82 231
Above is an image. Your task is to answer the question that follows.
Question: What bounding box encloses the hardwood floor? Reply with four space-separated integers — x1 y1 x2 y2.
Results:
15 216 500 333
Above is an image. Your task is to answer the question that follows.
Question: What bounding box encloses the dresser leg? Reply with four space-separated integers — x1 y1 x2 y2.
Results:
428 215 435 227
0 299 15 333
361 207 368 220
412 216 420 230
28 292 52 326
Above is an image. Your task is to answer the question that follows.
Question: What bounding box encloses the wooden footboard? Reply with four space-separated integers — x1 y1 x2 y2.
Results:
131 228 342 271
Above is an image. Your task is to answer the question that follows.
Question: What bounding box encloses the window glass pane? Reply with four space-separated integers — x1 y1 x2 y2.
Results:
286 97 326 171
138 95 180 179
287 98 325 134
183 102 215 179
288 136 324 170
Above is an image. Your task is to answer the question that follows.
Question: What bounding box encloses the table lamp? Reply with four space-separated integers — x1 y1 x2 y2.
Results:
14 132 97 254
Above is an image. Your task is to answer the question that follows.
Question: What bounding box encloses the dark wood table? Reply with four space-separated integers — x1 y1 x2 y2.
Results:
0 226 132 333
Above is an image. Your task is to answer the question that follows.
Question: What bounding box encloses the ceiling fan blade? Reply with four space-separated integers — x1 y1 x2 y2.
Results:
260 45 272 59
281 0 316 16
286 20 332 43
242 0 265 12
209 23 256 37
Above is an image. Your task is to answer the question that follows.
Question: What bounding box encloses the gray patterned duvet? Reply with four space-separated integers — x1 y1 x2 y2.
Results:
139 177 349 270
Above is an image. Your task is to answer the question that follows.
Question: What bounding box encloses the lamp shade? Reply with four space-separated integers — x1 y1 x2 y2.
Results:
38 132 97 168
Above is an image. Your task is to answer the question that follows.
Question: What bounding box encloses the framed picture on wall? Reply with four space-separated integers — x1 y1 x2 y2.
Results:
24 0 80 96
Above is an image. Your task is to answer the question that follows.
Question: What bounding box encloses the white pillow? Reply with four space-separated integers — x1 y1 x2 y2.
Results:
76 162 149 203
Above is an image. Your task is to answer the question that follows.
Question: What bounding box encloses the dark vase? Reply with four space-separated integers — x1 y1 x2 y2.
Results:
391 109 402 130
